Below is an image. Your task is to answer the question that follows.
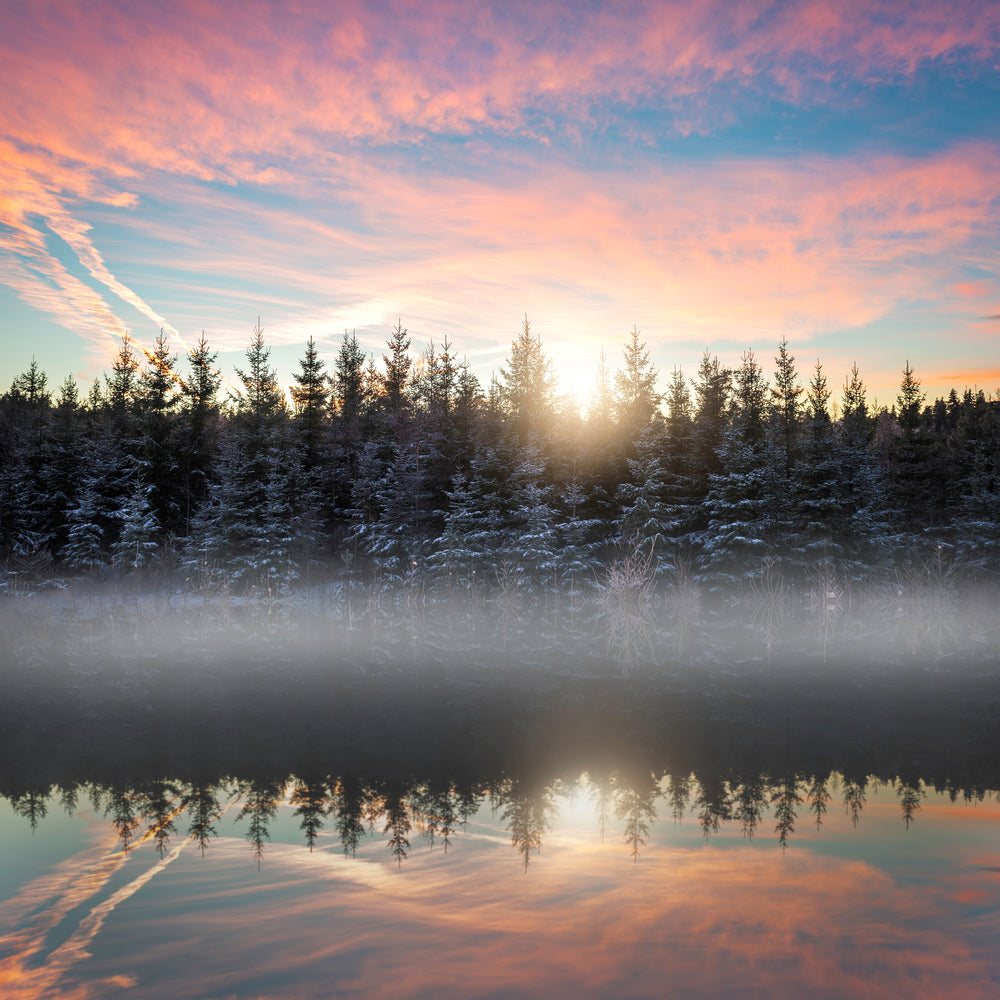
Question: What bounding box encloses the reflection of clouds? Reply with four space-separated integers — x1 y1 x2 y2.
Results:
0 801 238 1000
31 830 1000 1000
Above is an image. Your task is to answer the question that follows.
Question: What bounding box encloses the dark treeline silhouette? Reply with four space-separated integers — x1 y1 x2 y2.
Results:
3 319 999 599
3 652 999 864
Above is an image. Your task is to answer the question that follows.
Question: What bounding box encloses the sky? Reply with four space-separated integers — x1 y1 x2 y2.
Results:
1 0 999 408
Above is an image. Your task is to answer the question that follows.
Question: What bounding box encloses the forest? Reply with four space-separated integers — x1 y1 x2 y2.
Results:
1 317 999 671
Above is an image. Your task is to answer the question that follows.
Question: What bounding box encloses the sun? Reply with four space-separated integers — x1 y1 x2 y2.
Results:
552 346 603 418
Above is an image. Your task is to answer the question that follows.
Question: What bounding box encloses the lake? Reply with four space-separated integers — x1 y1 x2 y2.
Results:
2 592 999 997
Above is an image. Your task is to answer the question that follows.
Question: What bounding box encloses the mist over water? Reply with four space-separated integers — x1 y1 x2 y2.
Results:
3 561 997 675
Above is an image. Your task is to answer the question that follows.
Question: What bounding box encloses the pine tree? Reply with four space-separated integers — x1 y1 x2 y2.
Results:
505 442 560 592
888 360 933 542
770 337 802 473
556 474 603 598
840 362 872 451
232 320 286 438
137 331 181 537
41 375 85 559
428 472 484 591
791 360 844 569
180 333 222 533
615 424 676 579
613 326 662 447
696 351 779 584
588 346 614 430
380 319 412 425
111 479 160 570
290 336 330 470
367 442 426 583
105 334 140 420
332 330 368 427
63 432 120 571
660 366 697 543
690 351 731 487
0 359 54 557
834 363 890 581
500 316 557 441
729 349 769 450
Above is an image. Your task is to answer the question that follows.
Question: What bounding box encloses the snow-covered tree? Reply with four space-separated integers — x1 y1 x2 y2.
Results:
500 316 557 442
613 326 662 447
111 479 160 570
615 425 676 579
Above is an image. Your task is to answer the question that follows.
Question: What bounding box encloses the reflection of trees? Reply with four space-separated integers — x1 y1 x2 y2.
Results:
137 778 181 858
0 763 988 865
381 783 412 868
897 777 923 829
806 774 832 830
666 773 692 824
731 776 767 841
590 772 614 843
289 775 328 852
6 664 1000 861
499 778 555 870
454 783 484 826
772 775 802 850
612 771 659 860
411 781 460 851
694 774 731 837
100 783 142 853
235 776 283 870
57 782 78 815
330 777 367 857
185 783 222 856
842 776 868 828
10 786 48 830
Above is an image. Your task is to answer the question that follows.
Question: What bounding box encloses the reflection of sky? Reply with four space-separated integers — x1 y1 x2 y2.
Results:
2 782 1000 999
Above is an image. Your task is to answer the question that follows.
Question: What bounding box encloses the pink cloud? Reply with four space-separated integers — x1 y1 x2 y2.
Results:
2 0 998 386
9 832 996 1000
2 1 998 181
952 281 994 298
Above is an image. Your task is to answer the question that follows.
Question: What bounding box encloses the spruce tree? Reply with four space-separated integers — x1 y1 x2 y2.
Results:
697 351 777 584
290 336 330 470
690 351 730 488
111 479 160 571
137 332 181 537
613 326 662 448
835 363 890 581
888 361 933 542
770 337 802 473
500 316 557 442
615 423 676 579
380 319 412 425
660 366 697 544
180 333 222 533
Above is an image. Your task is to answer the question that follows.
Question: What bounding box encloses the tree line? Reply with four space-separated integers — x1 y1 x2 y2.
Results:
2 317 998 593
